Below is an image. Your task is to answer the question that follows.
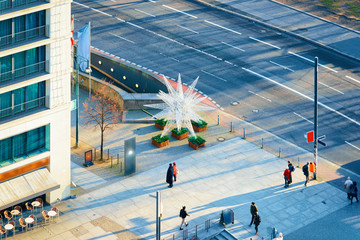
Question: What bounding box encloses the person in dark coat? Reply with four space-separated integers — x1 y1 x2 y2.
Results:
166 163 174 188
249 202 258 226
350 181 359 204
254 212 261 235
302 162 309 186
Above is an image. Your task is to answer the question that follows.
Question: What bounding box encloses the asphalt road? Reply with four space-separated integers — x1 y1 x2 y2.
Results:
72 0 360 174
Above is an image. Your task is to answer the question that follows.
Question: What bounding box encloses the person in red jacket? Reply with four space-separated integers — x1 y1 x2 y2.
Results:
283 168 291 188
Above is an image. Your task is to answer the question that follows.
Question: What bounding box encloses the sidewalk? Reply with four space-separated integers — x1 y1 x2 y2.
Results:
195 0 360 63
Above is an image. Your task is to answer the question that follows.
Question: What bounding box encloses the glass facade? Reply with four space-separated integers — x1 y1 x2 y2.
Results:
0 0 43 12
0 81 46 119
0 124 50 166
0 46 46 83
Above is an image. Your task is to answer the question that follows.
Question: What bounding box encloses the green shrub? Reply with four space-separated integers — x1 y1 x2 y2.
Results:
188 136 206 145
191 120 208 128
155 118 167 126
152 134 170 143
171 127 188 135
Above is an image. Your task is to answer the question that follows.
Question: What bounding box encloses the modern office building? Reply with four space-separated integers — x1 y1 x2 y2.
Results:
0 0 71 209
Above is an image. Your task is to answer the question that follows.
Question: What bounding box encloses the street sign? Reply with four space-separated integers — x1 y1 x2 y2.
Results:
71 99 77 111
306 131 314 143
317 135 326 146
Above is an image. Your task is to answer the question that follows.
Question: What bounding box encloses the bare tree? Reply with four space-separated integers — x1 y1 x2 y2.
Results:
81 83 123 160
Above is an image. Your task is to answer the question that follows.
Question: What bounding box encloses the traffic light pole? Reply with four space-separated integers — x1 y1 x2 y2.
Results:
314 57 318 180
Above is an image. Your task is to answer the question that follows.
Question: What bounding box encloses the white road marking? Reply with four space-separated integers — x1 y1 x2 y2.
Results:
293 112 313 124
288 51 338 73
346 75 360 84
248 90 272 102
73 2 112 17
319 82 344 94
162 5 197 18
115 17 125 22
249 36 281 50
242 67 360 126
204 20 242 35
201 70 227 82
345 141 360 151
170 57 180 62
127 22 144 29
135 8 156 17
269 60 294 72
109 33 135 44
222 42 245 52
177 25 199 34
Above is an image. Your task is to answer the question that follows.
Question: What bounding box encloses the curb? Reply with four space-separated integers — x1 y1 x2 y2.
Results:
191 0 360 64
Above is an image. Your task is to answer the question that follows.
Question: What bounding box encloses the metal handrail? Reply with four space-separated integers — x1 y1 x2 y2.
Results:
0 25 48 47
0 96 48 118
0 60 49 82
0 0 45 12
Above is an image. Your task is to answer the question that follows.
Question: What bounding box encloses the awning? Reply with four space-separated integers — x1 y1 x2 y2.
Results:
0 168 60 210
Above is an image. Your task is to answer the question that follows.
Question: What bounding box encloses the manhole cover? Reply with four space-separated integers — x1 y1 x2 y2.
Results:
231 101 240 106
252 109 259 113
217 137 225 142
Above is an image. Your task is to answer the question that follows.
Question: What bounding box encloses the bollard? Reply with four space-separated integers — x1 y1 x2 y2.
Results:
111 156 113 168
243 128 246 139
261 138 263 149
278 147 281 158
196 225 198 237
217 115 219 125
298 157 300 168
94 148 96 160
173 234 175 240
117 154 119 165
107 149 110 160
230 122 233 132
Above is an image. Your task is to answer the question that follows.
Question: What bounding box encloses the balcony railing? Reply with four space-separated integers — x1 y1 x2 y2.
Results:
0 0 45 12
0 25 49 48
0 60 49 83
0 95 48 119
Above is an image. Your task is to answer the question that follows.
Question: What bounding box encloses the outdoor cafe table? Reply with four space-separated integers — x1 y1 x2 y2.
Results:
25 217 34 231
48 210 57 222
31 201 41 211
10 209 20 220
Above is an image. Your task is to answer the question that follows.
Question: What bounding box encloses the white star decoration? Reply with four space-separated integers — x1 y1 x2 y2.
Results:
146 74 215 137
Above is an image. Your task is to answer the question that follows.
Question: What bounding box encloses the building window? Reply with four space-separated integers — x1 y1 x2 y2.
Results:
0 10 46 47
0 125 49 166
0 81 46 119
0 46 46 83
0 0 44 11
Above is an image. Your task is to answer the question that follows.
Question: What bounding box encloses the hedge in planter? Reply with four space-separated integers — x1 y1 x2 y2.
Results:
191 120 208 132
152 134 170 148
155 118 167 130
188 136 206 150
171 128 189 140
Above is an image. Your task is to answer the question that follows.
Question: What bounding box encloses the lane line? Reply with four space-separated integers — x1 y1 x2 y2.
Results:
162 5 197 18
135 8 156 17
248 90 272 102
269 60 294 72
242 67 360 126
204 20 242 35
222 42 245 52
249 36 280 50
319 82 344 94
109 33 135 44
115 17 125 22
201 70 227 82
73 1 112 17
127 22 144 29
288 51 338 73
345 141 360 151
293 112 313 124
346 75 360 84
177 25 199 34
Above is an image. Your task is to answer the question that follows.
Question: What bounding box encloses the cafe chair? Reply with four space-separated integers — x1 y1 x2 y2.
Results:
0 226 6 240
28 214 36 229
51 207 59 220
36 198 43 211
25 202 33 212
7 220 15 236
14 206 22 217
41 210 50 224
4 211 12 222
0 214 3 225
19 217 27 232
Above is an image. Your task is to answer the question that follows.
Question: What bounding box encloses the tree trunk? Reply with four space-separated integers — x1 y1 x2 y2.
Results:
100 128 104 160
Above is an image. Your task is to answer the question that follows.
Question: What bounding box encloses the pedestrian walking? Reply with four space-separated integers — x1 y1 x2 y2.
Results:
350 181 359 204
249 202 258 226
254 212 261 235
288 161 295 183
283 168 291 188
273 232 283 240
173 162 179 182
344 177 353 200
309 161 316 179
179 206 189 230
166 163 174 188
302 162 309 186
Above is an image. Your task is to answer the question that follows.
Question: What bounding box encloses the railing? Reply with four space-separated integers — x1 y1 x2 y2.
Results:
0 96 48 119
0 25 49 48
0 60 49 83
0 0 46 12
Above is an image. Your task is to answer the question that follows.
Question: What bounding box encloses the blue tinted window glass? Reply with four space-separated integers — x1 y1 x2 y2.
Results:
0 55 12 82
0 19 12 46
0 91 12 118
13 133 26 158
14 87 25 114
14 51 26 78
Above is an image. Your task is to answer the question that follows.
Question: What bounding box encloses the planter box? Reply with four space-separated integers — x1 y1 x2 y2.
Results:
155 122 166 130
152 139 169 148
188 141 206 150
192 124 207 132
171 131 189 140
